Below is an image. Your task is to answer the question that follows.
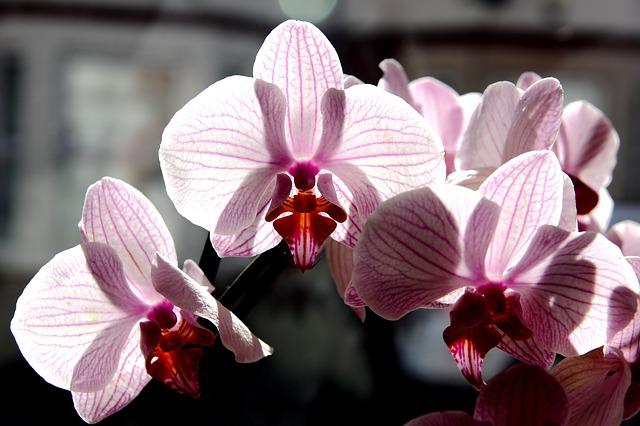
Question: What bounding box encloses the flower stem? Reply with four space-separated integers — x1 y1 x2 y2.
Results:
198 234 292 317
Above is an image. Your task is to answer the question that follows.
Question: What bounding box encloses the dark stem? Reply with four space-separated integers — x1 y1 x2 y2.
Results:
198 236 292 318
197 234 221 282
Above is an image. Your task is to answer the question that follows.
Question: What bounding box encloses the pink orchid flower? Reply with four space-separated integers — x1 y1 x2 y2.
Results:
377 58 480 175
518 72 619 232
11 177 271 423
159 20 444 271
406 363 569 426
452 74 564 190
350 150 639 388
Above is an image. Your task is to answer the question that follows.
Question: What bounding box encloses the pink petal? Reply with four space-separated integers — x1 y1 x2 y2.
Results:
496 331 556 368
456 81 520 171
423 288 466 308
409 77 464 174
343 74 363 88
378 58 415 107
81 242 147 312
552 347 630 426
325 239 366 321
480 151 564 278
350 184 498 320
81 177 176 304
474 364 568 426
516 71 542 90
10 245 143 391
446 168 492 190
405 411 477 426
72 325 150 424
557 101 619 191
312 88 346 162
608 256 640 362
182 259 214 293
321 83 446 243
501 78 563 162
71 243 144 392
70 318 140 393
151 253 272 363
159 76 290 240
253 20 343 157
510 226 639 356
211 204 283 257
607 221 640 257
458 92 481 131
560 174 578 232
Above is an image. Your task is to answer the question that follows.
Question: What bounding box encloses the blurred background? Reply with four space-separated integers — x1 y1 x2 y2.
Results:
1 0 640 424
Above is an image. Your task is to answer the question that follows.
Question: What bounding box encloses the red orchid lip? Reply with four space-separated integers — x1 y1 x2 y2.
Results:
266 189 347 271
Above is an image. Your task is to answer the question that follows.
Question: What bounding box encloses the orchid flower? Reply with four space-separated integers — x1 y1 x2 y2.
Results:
350 150 639 388
518 72 619 232
159 20 445 271
405 363 569 426
11 177 271 423
377 58 480 175
452 74 564 189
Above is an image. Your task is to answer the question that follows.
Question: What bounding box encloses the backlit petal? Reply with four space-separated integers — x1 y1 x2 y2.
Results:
81 177 176 304
456 81 520 171
325 239 366 321
321 84 446 243
608 257 640 362
474 364 568 426
501 78 563 162
409 77 464 173
607 221 640 257
351 184 498 320
160 76 290 240
378 58 415 107
480 151 564 278
253 20 342 157
560 174 578 232
511 226 639 356
558 101 618 191
72 326 150 424
182 259 214 293
516 71 542 90
11 245 143 391
552 347 630 426
211 204 283 257
151 254 272 363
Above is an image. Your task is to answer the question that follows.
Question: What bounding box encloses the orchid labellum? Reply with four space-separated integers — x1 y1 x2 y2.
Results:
351 150 639 388
11 178 271 423
159 20 445 271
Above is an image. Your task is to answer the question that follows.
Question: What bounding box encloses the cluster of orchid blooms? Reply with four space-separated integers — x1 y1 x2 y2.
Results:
10 19 640 425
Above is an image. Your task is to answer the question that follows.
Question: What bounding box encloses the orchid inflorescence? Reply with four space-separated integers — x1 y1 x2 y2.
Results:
10 19 640 425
